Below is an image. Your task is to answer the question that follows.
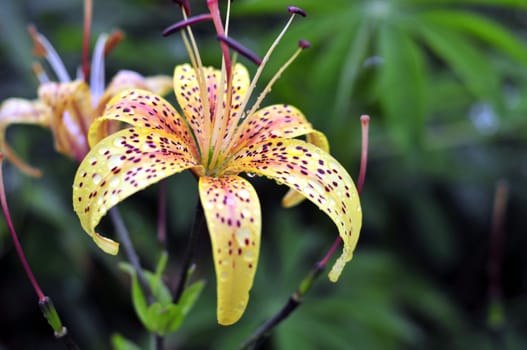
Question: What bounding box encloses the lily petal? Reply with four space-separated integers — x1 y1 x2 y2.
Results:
95 71 173 117
174 64 217 152
199 175 261 326
229 104 313 154
227 138 361 282
73 127 201 254
88 89 198 160
173 64 250 153
38 81 93 160
0 98 51 176
282 130 329 208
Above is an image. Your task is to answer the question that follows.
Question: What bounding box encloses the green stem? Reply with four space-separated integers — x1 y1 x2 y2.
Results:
173 202 205 302
109 208 164 350
238 263 325 350
109 207 153 304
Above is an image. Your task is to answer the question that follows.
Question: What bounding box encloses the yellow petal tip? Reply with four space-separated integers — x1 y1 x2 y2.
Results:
93 232 120 255
328 250 353 283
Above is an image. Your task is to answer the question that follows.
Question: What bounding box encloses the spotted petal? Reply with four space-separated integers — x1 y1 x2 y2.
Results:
282 130 330 208
227 138 361 282
173 64 250 153
73 127 201 254
229 104 313 153
0 98 51 176
199 175 261 326
174 64 217 152
95 71 173 117
88 89 198 160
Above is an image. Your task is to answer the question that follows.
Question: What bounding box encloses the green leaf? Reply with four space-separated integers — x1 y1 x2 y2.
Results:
119 262 205 335
119 263 150 327
378 22 427 149
111 334 142 350
334 18 373 122
408 0 527 7
415 21 502 109
420 9 527 65
178 280 205 315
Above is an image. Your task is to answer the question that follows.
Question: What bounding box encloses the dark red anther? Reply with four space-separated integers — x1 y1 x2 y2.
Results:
162 13 213 37
173 0 191 17
298 39 311 49
287 6 307 17
217 35 262 65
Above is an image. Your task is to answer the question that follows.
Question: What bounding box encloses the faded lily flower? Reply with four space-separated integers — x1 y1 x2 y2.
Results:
0 1 172 175
73 0 362 325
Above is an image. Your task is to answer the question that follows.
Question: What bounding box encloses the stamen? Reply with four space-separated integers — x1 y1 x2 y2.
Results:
175 6 213 164
90 34 108 107
32 63 50 84
27 25 46 57
173 0 191 17
357 115 370 195
82 0 93 82
104 30 125 57
217 35 262 65
236 10 303 124
28 26 71 83
162 14 213 37
298 39 311 49
287 6 307 17
246 39 310 118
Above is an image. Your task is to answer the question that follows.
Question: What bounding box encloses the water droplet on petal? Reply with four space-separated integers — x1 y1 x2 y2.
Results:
92 173 102 185
244 250 254 262
247 172 255 178
235 228 251 247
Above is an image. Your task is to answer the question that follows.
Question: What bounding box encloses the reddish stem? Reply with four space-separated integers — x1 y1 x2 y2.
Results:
82 0 92 82
0 157 45 301
207 0 232 79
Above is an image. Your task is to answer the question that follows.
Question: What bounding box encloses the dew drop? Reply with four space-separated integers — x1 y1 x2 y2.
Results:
92 173 102 185
247 172 256 178
235 228 251 247
238 189 250 200
243 250 254 262
109 177 120 188
108 155 124 169
220 270 229 282
109 194 119 205
113 137 125 147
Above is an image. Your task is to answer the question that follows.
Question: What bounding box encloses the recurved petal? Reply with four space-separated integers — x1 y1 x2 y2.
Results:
73 127 201 255
95 71 173 117
144 75 173 96
88 89 197 159
0 98 51 176
229 104 313 153
282 130 329 208
38 81 93 160
199 175 261 326
227 138 361 282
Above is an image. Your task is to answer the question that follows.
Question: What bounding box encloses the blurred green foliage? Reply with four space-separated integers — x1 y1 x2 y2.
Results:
1 0 527 349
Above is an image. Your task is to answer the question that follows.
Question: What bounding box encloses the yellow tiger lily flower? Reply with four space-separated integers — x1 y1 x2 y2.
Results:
0 10 172 176
73 1 362 325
